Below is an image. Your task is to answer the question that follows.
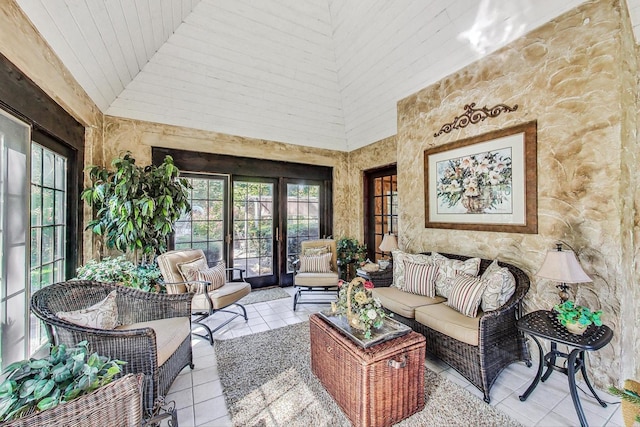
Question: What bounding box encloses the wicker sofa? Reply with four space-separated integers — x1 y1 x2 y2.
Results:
372 252 531 403
30 281 194 416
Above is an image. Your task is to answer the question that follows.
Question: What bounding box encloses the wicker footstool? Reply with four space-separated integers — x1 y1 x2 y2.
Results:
310 313 426 427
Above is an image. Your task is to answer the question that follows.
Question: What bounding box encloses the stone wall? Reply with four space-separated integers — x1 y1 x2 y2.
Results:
395 0 634 386
102 115 351 241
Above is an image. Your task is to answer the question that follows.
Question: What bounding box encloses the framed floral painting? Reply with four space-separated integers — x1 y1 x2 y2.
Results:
424 121 537 233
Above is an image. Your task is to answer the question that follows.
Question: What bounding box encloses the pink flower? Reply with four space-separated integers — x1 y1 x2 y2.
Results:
364 281 374 289
338 280 345 287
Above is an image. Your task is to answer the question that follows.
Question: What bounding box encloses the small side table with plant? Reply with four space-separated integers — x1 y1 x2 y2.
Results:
517 309 613 427
336 237 367 281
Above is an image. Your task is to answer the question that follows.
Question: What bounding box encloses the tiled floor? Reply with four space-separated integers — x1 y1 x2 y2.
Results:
163 287 624 427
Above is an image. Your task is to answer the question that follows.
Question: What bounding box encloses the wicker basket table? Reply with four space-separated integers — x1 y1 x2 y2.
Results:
310 313 426 427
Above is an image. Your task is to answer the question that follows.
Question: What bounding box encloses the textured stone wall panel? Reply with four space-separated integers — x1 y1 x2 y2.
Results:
396 0 631 387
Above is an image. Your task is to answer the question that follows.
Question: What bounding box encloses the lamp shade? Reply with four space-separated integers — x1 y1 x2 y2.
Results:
535 249 591 283
379 233 399 252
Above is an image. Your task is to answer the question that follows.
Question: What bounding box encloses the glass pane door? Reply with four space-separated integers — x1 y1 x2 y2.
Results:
233 179 276 287
174 175 228 263
285 183 321 273
0 110 30 369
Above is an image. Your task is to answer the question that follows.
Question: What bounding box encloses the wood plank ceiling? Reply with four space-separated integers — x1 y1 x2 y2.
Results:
15 0 636 152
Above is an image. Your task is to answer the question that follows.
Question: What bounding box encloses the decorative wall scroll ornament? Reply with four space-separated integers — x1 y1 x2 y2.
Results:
434 103 519 137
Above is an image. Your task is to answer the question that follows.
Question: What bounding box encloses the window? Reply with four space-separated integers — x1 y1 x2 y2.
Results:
364 166 398 262
29 143 67 351
0 53 84 368
286 183 321 272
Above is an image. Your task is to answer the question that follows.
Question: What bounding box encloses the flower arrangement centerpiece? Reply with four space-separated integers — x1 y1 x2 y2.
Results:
436 150 512 213
330 277 387 339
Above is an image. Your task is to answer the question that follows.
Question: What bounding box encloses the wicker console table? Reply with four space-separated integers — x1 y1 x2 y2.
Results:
310 313 425 427
517 310 613 427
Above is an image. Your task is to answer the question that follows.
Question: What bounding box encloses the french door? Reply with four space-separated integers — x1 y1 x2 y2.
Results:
172 174 328 288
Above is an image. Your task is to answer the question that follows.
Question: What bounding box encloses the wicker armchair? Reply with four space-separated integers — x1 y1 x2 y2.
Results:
1 374 144 427
30 281 194 415
384 253 531 403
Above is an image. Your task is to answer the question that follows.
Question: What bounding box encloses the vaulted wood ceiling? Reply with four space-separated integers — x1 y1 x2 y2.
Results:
15 0 639 151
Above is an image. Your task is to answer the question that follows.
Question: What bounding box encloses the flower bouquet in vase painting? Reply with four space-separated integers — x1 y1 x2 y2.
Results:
331 277 387 339
437 150 512 214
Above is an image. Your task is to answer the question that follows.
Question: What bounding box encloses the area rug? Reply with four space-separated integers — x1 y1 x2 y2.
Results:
237 287 291 305
215 322 522 427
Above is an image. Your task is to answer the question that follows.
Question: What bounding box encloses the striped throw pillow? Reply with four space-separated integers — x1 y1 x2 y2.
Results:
447 274 488 317
403 260 439 297
195 262 226 290
299 253 332 273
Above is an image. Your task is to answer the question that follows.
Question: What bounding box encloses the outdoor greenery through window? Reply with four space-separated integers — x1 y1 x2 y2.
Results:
233 181 274 278
286 183 320 272
174 176 226 263
29 143 67 352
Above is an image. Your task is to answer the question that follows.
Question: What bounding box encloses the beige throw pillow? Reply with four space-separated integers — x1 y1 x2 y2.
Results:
57 290 119 329
177 256 208 282
194 262 226 291
446 274 488 318
391 250 434 290
299 253 332 273
303 246 330 256
480 260 516 312
403 260 439 297
432 252 481 298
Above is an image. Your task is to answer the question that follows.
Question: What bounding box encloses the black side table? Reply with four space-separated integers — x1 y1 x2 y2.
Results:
356 267 393 287
517 310 613 427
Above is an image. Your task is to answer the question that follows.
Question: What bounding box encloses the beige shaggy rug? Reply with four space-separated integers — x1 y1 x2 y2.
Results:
236 287 290 305
215 321 522 427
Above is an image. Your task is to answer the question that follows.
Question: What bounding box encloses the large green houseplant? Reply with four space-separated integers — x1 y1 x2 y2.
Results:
0 341 124 422
81 153 191 264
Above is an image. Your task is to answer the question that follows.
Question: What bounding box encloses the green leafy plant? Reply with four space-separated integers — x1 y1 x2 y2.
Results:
336 237 367 280
74 256 162 292
0 341 125 422
608 382 640 423
553 300 603 327
81 152 191 263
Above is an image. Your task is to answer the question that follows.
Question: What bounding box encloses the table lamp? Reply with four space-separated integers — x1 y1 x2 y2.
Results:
379 233 399 269
535 243 591 303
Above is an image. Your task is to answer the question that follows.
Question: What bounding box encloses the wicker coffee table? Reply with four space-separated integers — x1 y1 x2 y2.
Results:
309 313 426 427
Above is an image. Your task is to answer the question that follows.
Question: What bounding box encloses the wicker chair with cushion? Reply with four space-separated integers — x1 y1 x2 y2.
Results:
292 239 339 311
30 281 193 416
157 249 251 345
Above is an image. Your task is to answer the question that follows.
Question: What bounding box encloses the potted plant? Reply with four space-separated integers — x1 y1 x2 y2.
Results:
553 300 603 335
74 256 163 292
609 380 640 427
336 237 367 281
81 152 191 264
0 341 124 422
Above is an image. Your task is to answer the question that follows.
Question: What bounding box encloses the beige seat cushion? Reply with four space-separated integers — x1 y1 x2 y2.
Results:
294 272 339 287
371 286 445 319
116 317 190 366
414 303 481 346
192 281 251 311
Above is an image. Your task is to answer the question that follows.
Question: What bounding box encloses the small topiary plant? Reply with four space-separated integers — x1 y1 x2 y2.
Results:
0 341 125 422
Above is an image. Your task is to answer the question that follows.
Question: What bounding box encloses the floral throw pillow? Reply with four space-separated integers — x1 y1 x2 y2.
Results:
403 260 439 297
391 250 434 290
432 252 481 298
57 290 119 329
177 256 208 282
299 253 332 273
480 260 516 312
303 246 330 256
446 274 488 318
